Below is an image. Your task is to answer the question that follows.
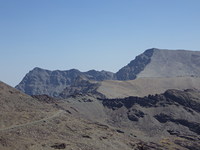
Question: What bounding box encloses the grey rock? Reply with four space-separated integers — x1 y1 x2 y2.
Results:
102 89 200 139
59 76 105 98
16 67 114 97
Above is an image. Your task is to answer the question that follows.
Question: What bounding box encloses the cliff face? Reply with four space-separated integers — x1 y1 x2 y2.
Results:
16 67 114 97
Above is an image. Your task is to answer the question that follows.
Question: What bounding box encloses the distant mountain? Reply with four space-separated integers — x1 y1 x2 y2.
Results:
116 48 200 80
16 67 114 97
16 48 200 97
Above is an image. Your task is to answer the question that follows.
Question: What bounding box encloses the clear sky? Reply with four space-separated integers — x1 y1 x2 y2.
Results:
1 0 200 86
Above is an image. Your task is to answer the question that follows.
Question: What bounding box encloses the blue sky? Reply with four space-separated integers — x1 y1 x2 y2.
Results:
1 0 200 86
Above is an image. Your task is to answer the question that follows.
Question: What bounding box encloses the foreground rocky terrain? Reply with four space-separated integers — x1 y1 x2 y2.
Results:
1 81 200 150
0 81 141 150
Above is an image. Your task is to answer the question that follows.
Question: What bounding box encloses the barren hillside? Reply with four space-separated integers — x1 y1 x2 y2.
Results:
98 77 200 98
1 81 200 149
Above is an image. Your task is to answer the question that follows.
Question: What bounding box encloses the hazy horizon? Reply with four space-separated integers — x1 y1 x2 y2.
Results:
1 0 200 86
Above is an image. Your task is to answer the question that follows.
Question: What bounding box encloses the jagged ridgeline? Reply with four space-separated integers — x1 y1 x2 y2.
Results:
16 68 114 97
16 48 200 97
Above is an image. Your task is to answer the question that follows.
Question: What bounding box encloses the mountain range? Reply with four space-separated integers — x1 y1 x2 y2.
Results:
16 67 114 97
16 48 200 97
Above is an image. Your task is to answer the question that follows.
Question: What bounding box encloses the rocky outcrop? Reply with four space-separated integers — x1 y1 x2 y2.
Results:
32 94 58 103
101 89 200 142
154 113 200 135
51 143 66 149
164 89 200 112
16 67 114 97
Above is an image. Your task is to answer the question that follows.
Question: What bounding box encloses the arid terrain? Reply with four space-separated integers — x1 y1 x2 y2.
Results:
98 76 200 98
1 80 200 150
0 81 142 150
1 49 200 150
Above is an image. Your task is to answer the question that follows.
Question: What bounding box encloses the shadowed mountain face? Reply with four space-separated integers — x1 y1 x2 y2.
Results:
16 68 114 97
115 48 154 80
16 48 200 97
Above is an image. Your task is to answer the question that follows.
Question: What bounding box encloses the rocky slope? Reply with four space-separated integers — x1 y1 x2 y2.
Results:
0 81 146 150
2 81 200 149
16 67 114 97
59 76 104 98
0 81 57 129
115 48 154 80
98 76 200 98
53 87 200 150
100 89 200 149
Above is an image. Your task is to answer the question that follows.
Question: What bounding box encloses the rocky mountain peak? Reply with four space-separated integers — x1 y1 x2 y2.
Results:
115 48 155 80
16 68 114 97
116 48 200 80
